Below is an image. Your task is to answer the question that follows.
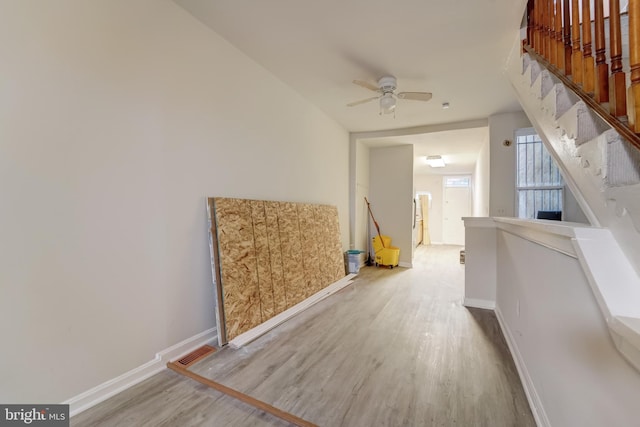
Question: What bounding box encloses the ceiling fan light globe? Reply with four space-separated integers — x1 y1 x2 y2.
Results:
379 94 396 114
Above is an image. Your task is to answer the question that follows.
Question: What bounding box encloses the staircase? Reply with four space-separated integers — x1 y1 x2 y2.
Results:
506 25 640 373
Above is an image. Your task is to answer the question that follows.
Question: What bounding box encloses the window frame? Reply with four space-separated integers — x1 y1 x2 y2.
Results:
514 128 565 219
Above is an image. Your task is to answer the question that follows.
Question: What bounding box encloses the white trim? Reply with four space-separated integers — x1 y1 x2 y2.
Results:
398 261 412 268
229 274 357 349
495 307 550 427
493 217 594 258
462 217 496 228
65 327 217 417
463 298 495 310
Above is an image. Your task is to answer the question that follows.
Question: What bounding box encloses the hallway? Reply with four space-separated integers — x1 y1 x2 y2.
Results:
72 245 535 426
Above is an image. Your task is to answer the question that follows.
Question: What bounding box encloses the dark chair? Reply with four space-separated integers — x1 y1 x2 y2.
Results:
537 210 562 221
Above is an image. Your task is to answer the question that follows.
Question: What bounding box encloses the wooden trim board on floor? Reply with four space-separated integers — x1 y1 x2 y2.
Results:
229 274 357 349
167 362 318 427
64 327 217 417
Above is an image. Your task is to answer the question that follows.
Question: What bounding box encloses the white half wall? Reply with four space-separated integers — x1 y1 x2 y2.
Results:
496 230 640 427
464 217 640 426
463 218 496 307
489 111 532 217
0 0 349 405
369 145 414 265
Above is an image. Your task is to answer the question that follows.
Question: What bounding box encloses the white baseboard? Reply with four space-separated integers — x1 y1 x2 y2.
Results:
229 274 357 349
398 261 412 268
65 327 217 417
495 307 550 427
463 298 496 310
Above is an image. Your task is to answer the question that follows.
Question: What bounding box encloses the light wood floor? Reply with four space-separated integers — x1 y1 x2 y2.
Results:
71 245 535 427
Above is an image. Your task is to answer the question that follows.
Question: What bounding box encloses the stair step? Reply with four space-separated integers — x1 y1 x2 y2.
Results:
522 54 640 188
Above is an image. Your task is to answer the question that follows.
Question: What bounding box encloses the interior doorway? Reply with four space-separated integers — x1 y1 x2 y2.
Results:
442 176 471 245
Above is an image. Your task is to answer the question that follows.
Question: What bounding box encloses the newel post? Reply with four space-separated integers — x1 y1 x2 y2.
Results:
571 0 583 85
582 0 595 93
609 0 627 117
628 0 640 130
594 0 608 102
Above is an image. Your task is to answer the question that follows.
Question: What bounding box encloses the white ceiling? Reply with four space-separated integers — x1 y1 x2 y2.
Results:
364 126 489 175
174 0 526 173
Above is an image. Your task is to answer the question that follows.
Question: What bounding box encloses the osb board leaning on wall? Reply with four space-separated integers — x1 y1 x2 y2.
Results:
207 197 345 345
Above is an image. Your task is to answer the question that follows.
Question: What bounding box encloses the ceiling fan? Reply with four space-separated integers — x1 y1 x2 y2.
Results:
347 76 432 115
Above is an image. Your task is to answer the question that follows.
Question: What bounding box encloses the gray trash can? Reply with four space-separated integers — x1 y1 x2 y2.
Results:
346 250 363 274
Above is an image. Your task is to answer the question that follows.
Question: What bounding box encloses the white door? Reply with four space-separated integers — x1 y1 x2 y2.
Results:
443 186 470 245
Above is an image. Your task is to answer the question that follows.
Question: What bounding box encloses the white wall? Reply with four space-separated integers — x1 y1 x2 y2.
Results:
489 111 532 217
473 137 491 217
369 145 414 266
354 142 371 254
564 185 590 224
414 175 444 244
496 231 640 427
0 0 349 404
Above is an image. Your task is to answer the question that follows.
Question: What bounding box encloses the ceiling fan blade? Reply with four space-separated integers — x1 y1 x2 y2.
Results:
353 80 380 92
397 92 433 101
347 96 380 107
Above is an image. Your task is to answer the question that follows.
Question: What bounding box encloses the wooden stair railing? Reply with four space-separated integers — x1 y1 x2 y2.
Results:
524 0 640 151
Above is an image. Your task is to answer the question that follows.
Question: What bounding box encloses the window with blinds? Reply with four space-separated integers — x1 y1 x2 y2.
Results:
516 129 564 219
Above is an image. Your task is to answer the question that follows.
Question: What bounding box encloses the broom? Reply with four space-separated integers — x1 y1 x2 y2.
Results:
364 197 385 251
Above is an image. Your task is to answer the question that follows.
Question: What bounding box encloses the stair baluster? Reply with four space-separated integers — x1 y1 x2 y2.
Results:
594 0 609 103
609 0 627 117
542 0 550 59
556 0 565 71
571 0 583 85
563 0 573 75
547 0 557 62
550 0 557 65
629 0 640 130
534 0 541 52
582 0 595 93
527 0 534 49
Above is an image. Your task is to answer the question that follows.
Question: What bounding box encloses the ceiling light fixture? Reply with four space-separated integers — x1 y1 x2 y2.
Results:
379 93 396 115
426 155 446 168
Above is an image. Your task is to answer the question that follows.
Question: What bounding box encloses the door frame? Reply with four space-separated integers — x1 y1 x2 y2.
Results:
442 175 472 245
